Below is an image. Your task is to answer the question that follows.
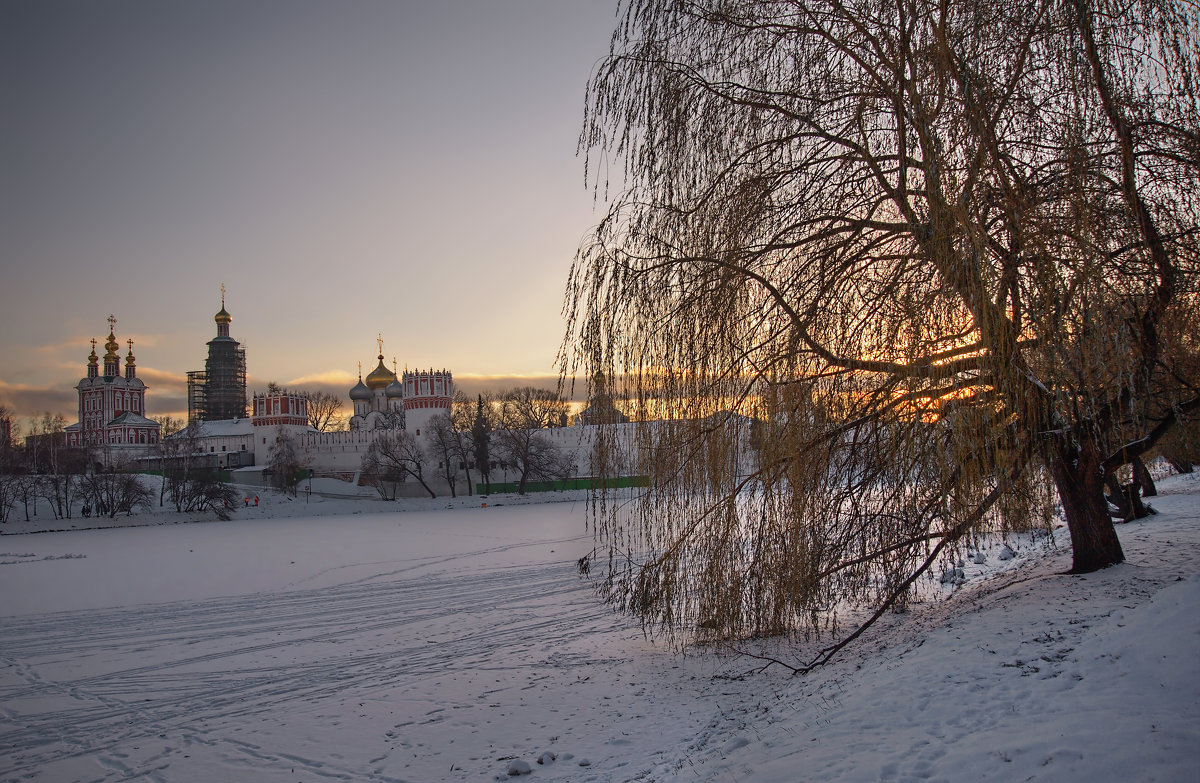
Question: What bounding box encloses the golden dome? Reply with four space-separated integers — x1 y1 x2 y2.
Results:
215 306 232 324
364 355 396 390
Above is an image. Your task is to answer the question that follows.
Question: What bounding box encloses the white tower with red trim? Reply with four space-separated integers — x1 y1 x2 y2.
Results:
400 368 453 436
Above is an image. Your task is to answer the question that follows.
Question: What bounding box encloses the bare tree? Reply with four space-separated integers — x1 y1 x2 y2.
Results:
0 401 15 455
0 473 15 523
495 388 574 494
302 390 346 432
158 422 198 510
267 427 309 497
425 412 462 497
0 401 15 523
360 441 402 500
152 414 187 507
179 468 240 519
11 472 39 522
563 0 1199 662
0 405 17 523
154 423 239 518
157 415 185 438
360 430 437 498
29 413 87 520
83 464 154 518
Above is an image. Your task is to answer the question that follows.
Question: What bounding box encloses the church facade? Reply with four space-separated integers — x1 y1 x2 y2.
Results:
64 316 162 460
348 340 453 437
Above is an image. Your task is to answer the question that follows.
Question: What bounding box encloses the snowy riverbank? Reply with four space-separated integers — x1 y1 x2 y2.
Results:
1 474 1197 782
0 476 594 537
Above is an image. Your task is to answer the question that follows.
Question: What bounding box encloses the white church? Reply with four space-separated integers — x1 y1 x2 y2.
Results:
347 340 453 437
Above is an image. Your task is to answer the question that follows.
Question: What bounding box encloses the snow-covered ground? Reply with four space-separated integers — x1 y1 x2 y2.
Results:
2 475 1197 782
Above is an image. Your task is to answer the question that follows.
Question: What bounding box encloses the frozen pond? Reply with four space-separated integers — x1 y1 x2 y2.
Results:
0 503 745 782
4 482 1198 783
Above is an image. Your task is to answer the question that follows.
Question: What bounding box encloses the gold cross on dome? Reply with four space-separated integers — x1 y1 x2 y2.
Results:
107 314 117 333
377 332 384 355
220 282 226 307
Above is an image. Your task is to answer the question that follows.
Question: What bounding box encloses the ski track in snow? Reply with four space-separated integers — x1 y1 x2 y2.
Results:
0 506 750 783
2 477 1198 782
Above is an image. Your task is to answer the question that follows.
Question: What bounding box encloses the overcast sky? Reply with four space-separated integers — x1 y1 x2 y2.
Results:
0 0 620 421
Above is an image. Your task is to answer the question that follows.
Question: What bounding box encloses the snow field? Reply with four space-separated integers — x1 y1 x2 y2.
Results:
2 475 1198 782
1 501 760 782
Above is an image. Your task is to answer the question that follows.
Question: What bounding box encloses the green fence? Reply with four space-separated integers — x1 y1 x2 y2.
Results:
477 476 648 495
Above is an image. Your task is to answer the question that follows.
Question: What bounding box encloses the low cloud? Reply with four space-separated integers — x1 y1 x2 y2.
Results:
137 366 188 390
1 369 188 426
262 372 584 403
0 380 79 422
144 394 189 423
454 374 585 401
284 370 358 388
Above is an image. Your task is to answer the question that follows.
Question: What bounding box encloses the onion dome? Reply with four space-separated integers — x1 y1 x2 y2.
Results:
386 357 404 398
364 355 396 390
104 329 120 359
88 339 99 367
349 375 371 401
215 283 232 324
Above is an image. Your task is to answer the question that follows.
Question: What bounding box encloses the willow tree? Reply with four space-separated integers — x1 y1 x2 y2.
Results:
562 0 1199 664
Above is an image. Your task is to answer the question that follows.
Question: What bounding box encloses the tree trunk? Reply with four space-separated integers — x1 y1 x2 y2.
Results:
1105 469 1156 521
412 472 437 499
1133 457 1157 496
1050 450 1125 573
1168 459 1193 474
